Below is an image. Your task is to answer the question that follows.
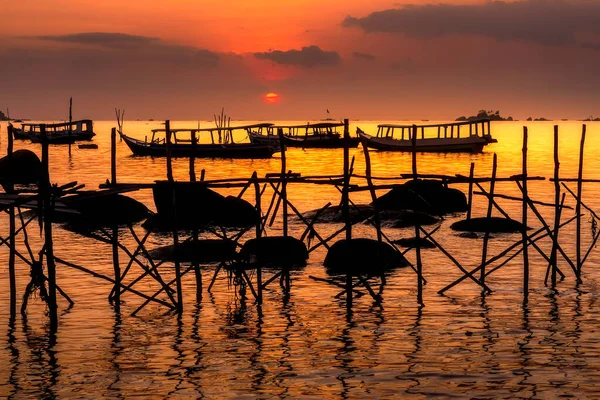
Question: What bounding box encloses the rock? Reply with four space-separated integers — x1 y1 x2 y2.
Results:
0 150 43 190
450 217 528 233
60 192 151 229
366 210 441 228
148 239 237 263
324 238 409 276
240 236 308 269
151 181 258 229
301 204 374 224
374 179 467 215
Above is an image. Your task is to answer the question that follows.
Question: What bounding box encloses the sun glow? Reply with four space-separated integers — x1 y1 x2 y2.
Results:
264 92 280 104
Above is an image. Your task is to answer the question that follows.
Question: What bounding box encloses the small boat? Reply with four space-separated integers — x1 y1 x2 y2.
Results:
119 123 278 158
248 122 360 148
357 119 495 153
13 120 95 143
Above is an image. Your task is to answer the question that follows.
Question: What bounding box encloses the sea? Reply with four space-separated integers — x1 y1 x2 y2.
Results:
0 120 599 398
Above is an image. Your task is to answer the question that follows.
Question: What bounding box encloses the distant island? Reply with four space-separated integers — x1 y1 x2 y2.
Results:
584 116 600 121
526 117 550 121
455 110 514 122
0 109 9 121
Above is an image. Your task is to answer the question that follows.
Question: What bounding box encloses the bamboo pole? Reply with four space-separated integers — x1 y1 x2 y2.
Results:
522 127 529 300
343 119 352 307
278 129 288 237
193 154 201 302
111 127 117 185
165 120 173 182
550 125 560 285
467 162 475 220
111 224 120 312
41 125 58 329
480 153 497 285
252 171 262 304
576 125 586 278
190 130 197 182
7 124 16 319
412 124 423 304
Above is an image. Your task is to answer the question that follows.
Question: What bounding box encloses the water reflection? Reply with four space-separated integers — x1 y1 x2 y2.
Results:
107 311 124 399
404 304 423 396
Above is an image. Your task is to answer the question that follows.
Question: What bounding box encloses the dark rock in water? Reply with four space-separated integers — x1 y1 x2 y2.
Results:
458 232 481 239
60 192 151 229
240 236 308 269
0 150 43 190
373 179 467 215
152 181 258 229
451 217 528 233
324 238 409 276
366 210 441 228
148 239 237 263
393 237 436 248
301 204 374 224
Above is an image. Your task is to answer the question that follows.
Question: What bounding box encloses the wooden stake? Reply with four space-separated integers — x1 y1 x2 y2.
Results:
190 130 197 182
165 120 173 183
41 125 58 329
467 162 475 220
252 171 262 304
7 124 16 319
550 125 560 285
111 127 117 185
343 119 352 307
522 127 529 300
278 128 288 237
576 125 586 278
412 124 423 304
480 153 497 286
112 224 120 312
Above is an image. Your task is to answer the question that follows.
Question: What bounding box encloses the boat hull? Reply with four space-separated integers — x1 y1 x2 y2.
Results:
357 131 486 153
120 131 277 159
249 133 360 148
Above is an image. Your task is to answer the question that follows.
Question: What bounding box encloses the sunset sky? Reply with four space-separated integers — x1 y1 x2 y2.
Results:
1 0 599 120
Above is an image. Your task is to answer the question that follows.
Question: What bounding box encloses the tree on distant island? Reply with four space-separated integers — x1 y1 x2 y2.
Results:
455 109 513 122
0 109 8 121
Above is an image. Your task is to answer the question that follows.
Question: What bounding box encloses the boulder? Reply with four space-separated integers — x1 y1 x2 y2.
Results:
374 179 467 215
450 217 528 233
324 238 409 276
240 236 308 269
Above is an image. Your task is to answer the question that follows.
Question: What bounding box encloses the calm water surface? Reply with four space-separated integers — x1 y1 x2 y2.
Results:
1 120 600 398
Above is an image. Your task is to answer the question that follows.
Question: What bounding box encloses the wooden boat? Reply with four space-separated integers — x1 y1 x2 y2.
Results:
248 122 360 148
13 120 95 143
357 119 496 153
119 123 278 158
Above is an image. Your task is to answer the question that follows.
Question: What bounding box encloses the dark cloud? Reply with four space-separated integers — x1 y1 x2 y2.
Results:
343 0 600 47
352 51 376 61
35 32 160 48
254 46 340 67
33 32 220 66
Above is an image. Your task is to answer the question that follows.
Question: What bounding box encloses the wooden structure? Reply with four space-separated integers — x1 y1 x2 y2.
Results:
2 119 596 331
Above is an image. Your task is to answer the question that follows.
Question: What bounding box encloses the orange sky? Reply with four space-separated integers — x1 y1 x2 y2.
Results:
1 0 600 120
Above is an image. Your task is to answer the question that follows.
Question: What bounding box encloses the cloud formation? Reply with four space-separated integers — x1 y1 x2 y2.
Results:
35 32 220 67
254 46 340 67
343 0 600 47
352 51 376 61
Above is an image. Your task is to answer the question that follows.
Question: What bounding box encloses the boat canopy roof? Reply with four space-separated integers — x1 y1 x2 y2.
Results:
273 122 344 129
378 118 491 129
151 123 274 133
21 119 93 128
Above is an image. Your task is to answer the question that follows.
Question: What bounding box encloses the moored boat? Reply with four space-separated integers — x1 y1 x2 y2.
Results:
119 123 278 158
357 119 495 153
13 120 95 143
248 122 360 148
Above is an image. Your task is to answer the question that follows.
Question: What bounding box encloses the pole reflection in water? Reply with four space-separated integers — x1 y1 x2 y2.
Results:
404 304 423 396
107 311 124 399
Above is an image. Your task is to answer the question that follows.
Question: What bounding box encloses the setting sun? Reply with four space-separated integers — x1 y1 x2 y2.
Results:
264 92 280 104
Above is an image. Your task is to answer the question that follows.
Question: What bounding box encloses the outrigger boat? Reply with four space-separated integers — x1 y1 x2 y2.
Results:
119 123 279 158
248 122 360 148
357 119 496 153
13 120 96 143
